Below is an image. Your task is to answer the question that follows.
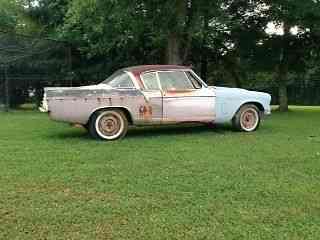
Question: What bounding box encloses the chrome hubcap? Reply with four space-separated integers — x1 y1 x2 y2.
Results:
240 109 258 131
98 114 121 137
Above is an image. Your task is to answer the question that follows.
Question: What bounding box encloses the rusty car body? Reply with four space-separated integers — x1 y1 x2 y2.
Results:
41 65 272 140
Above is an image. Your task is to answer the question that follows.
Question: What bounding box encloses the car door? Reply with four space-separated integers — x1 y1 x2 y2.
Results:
139 71 163 124
158 70 216 123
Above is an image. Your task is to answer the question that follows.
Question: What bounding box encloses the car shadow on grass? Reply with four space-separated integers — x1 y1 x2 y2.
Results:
125 124 233 139
47 129 91 140
47 124 234 141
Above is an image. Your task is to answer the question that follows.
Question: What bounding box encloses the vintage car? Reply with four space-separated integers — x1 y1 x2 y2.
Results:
41 65 271 140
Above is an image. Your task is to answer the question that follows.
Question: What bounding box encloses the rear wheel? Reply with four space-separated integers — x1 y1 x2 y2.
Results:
232 104 261 132
89 109 128 140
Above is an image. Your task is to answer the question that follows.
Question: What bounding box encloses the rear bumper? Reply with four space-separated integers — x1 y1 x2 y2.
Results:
39 92 49 112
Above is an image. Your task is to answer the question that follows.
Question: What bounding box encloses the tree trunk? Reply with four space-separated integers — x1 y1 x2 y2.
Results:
277 22 290 112
224 55 242 88
278 72 288 112
200 8 209 82
166 31 182 65
182 0 196 64
230 68 242 88
166 0 187 65
200 52 208 82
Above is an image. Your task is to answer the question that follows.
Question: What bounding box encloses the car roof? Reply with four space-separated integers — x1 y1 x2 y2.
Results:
123 65 190 75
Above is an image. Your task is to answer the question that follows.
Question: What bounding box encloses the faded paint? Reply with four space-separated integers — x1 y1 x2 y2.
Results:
161 86 216 123
214 86 271 123
41 65 271 127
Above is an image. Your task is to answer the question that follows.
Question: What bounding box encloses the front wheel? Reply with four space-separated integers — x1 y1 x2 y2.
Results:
232 104 261 132
89 109 128 140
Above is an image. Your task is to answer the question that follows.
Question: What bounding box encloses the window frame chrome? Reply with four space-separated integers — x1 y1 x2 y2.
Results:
140 71 162 91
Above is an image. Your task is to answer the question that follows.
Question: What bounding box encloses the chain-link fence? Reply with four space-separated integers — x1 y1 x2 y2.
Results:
0 31 72 110
267 81 320 106
241 80 320 106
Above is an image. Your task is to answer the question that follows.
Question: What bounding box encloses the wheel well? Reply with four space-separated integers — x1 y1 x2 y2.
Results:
233 102 265 120
233 102 264 117
88 107 133 125
246 102 265 112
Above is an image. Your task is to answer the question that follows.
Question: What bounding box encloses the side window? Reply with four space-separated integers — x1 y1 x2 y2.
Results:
108 72 135 88
141 72 160 90
158 71 194 91
185 71 202 89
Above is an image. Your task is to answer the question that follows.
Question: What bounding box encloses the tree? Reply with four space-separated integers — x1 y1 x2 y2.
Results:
0 0 20 32
5 0 320 110
261 0 320 111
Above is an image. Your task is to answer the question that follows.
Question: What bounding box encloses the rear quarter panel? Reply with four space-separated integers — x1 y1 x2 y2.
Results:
47 88 147 125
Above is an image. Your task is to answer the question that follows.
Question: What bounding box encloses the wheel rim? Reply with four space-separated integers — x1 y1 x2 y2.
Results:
240 108 259 132
95 112 124 140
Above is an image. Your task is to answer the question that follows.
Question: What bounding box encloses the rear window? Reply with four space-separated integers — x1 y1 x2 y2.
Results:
103 71 135 89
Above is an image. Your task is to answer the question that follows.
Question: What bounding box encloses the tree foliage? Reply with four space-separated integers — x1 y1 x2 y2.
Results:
2 0 320 110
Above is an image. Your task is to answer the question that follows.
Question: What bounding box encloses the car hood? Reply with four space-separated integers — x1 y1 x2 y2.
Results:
213 86 271 99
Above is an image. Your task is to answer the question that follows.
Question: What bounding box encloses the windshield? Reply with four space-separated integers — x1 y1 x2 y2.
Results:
101 70 135 88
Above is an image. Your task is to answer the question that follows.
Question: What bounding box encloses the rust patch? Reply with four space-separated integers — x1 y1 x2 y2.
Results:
139 105 153 119
164 89 196 97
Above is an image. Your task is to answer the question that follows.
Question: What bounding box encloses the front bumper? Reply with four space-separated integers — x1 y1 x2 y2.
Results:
264 109 271 115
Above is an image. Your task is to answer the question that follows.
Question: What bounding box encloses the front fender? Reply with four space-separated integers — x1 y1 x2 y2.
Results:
215 98 271 124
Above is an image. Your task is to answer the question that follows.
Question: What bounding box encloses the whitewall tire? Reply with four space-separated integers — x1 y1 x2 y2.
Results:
232 104 261 132
89 109 128 140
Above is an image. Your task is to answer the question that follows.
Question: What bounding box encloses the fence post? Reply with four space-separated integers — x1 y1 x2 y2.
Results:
67 45 73 87
3 64 10 112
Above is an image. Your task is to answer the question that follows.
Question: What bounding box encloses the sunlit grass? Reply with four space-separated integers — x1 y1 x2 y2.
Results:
0 106 320 239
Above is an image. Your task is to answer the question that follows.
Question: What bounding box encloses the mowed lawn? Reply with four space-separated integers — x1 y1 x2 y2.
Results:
0 107 320 240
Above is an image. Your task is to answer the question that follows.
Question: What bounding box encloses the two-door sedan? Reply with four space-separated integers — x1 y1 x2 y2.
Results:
41 65 271 140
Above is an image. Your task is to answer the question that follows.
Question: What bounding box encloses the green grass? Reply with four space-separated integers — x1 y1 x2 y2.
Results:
1 106 320 240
